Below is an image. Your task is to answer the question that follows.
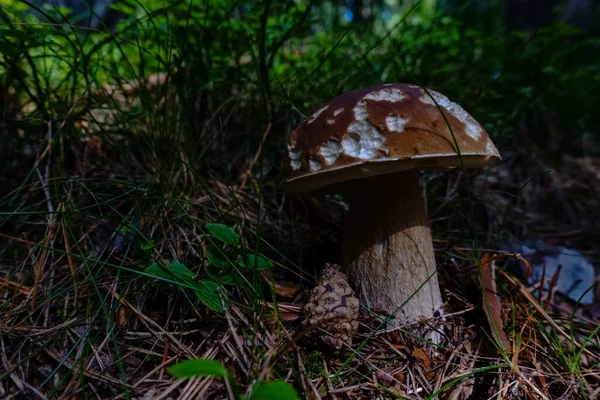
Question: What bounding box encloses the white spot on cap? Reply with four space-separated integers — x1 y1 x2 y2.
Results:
420 91 482 140
307 105 329 124
352 100 369 120
309 157 322 172
342 99 387 160
341 133 360 156
326 119 335 125
342 126 384 159
319 138 342 165
288 148 301 160
385 115 408 132
333 108 344 116
288 141 302 170
364 88 405 102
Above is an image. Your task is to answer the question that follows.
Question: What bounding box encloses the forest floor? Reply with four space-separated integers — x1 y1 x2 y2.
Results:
1 3 600 397
1 78 600 400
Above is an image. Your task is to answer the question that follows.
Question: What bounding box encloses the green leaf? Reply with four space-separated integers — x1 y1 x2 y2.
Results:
250 381 300 400
206 245 230 268
193 280 226 312
205 223 239 246
167 261 195 282
167 359 229 379
145 263 172 279
139 240 154 250
217 274 236 285
117 224 134 233
237 254 273 270
127 104 143 117
144 261 194 282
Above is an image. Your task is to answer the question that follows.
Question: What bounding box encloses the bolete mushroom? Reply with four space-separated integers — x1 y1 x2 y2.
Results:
282 83 501 326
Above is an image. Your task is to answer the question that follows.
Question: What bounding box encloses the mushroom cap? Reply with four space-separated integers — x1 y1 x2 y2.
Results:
282 83 501 194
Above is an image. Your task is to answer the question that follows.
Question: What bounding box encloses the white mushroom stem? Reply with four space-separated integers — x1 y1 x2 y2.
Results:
340 169 443 326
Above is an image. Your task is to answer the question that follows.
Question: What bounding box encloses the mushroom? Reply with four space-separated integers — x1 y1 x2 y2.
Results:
282 83 501 326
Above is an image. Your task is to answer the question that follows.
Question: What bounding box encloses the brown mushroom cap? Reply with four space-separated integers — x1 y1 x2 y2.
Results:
282 83 501 194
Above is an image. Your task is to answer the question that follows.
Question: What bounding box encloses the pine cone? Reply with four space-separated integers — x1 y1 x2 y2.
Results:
303 263 359 350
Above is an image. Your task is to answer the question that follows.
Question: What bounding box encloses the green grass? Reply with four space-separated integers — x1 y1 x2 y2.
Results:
1 0 600 399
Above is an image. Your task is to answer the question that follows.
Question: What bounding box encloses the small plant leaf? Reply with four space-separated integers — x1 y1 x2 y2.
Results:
206 245 230 268
237 254 273 270
193 280 225 312
144 261 194 283
167 261 195 282
205 223 239 246
167 359 229 378
127 104 144 116
145 263 172 279
250 380 300 400
217 274 236 285
140 240 154 250
117 224 134 233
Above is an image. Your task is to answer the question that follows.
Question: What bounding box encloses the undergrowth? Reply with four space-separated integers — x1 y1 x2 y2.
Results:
1 0 600 399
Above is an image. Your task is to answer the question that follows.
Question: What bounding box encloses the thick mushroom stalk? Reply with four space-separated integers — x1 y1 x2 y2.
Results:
341 169 442 325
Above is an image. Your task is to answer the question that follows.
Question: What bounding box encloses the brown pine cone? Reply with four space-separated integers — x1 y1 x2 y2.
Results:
303 263 360 350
